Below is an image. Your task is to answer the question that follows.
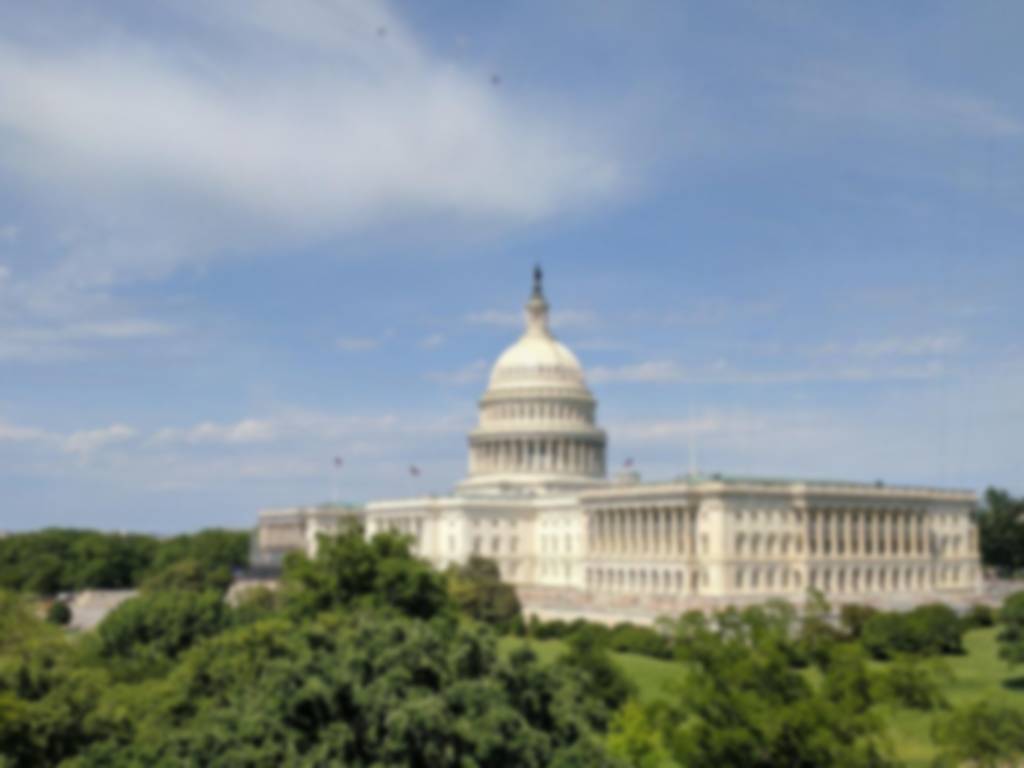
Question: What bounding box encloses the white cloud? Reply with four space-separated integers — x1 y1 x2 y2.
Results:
0 0 621 305
0 319 175 362
426 359 489 384
421 333 445 349
154 418 277 446
0 420 51 443
63 424 136 456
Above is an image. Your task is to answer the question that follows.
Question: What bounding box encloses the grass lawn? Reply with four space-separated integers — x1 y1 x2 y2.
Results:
500 627 1024 766
881 627 1024 767
497 636 688 705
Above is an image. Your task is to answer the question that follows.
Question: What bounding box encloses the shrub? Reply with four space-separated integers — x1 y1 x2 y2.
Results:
607 623 672 659
933 700 1024 767
874 656 947 710
446 556 522 632
998 591 1024 665
840 604 878 639
46 600 71 626
962 603 995 629
860 604 964 659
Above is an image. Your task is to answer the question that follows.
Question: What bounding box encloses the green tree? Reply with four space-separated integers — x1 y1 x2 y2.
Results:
840 604 878 640
75 611 616 767
659 604 890 767
282 527 450 620
874 655 947 711
95 589 226 676
0 590 106 766
46 599 72 626
141 557 233 594
976 488 1024 575
446 556 522 632
607 700 674 768
932 700 1024 768
556 630 635 723
997 591 1024 665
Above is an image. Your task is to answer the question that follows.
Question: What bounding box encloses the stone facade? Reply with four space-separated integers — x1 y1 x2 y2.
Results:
256 269 983 621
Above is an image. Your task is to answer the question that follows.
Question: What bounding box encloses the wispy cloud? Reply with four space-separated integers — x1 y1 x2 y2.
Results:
420 333 445 349
590 359 946 385
850 334 963 358
336 336 380 352
153 419 277 446
791 67 1024 139
63 424 136 456
0 319 175 362
465 308 597 330
426 359 489 384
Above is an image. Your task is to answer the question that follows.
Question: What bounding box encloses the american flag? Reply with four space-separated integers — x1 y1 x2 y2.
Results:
624 457 634 468
409 464 421 477
333 456 344 468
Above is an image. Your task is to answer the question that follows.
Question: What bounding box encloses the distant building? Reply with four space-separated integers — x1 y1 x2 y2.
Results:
255 269 982 622
252 503 363 571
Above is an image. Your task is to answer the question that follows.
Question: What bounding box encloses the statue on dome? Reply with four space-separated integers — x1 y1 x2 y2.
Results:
532 264 543 298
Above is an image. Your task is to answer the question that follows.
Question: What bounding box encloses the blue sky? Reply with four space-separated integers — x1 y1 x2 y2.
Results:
0 1 1021 533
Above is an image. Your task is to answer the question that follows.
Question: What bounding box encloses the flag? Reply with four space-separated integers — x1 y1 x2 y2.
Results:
624 457 634 469
333 456 344 468
409 464 421 477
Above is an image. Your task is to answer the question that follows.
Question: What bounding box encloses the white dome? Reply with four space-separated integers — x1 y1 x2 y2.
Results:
488 334 586 391
459 267 607 495
485 270 590 394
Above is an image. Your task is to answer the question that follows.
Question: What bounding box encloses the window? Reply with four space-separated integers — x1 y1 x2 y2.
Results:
472 536 482 554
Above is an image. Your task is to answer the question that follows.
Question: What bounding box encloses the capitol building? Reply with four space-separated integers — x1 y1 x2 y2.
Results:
257 269 982 622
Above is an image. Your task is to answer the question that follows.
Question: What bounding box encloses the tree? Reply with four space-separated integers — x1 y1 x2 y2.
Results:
933 700 1024 768
873 655 947 711
658 604 890 767
556 631 635 723
95 589 226 676
75 611 617 766
446 556 522 632
997 591 1024 665
282 527 450 620
0 590 106 766
141 557 233 594
839 604 878 640
46 600 72 626
976 488 1024 575
861 604 964 660
606 700 674 768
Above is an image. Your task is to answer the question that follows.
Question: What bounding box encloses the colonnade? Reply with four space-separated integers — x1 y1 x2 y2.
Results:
804 563 965 594
805 508 932 557
471 437 603 475
587 506 697 556
585 566 703 595
482 399 593 425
